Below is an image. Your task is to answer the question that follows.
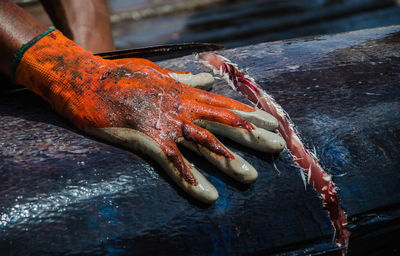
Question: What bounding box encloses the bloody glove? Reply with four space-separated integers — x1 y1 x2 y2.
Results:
12 29 285 203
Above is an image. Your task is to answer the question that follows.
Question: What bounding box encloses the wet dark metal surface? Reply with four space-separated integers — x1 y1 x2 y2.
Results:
112 0 400 49
1 26 400 255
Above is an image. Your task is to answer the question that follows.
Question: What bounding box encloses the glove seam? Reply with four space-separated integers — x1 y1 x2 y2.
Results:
10 28 57 84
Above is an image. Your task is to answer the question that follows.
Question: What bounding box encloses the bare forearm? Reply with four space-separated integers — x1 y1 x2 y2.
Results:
40 0 114 52
0 0 48 76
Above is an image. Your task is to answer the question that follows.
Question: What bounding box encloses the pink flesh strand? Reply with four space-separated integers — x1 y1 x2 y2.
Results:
200 53 350 249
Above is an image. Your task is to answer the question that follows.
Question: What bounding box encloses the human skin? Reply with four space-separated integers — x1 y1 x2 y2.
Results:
0 0 113 75
39 0 115 52
0 0 48 76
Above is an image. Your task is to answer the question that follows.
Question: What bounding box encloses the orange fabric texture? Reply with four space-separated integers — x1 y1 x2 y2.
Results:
14 30 255 184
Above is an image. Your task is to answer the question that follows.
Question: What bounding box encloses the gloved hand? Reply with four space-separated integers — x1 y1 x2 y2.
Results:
12 29 285 203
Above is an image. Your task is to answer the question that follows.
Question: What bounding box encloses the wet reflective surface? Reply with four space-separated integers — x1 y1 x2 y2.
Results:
1 26 400 255
111 0 400 49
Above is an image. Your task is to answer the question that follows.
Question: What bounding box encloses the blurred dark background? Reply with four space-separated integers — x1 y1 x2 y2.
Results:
16 0 400 49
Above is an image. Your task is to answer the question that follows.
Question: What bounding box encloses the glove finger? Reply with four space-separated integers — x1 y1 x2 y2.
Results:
84 127 218 204
180 156 219 203
180 122 258 183
168 72 214 90
193 89 255 111
113 58 187 75
191 101 278 132
194 119 285 153
113 58 214 89
193 90 278 130
180 139 258 184
190 102 284 152
232 108 278 131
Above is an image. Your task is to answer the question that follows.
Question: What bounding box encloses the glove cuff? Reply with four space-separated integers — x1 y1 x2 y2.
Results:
10 28 56 84
11 29 110 127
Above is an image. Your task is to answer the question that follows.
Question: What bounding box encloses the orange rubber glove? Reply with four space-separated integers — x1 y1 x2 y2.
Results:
12 29 285 203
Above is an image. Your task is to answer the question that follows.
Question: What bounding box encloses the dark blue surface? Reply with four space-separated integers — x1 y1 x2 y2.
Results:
1 27 400 255
0 92 335 255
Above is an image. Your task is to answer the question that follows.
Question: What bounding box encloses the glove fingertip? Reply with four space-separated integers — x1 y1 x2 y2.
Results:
185 162 219 204
169 72 214 90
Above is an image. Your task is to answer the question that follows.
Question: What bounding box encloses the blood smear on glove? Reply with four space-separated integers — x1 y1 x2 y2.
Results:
199 53 350 249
